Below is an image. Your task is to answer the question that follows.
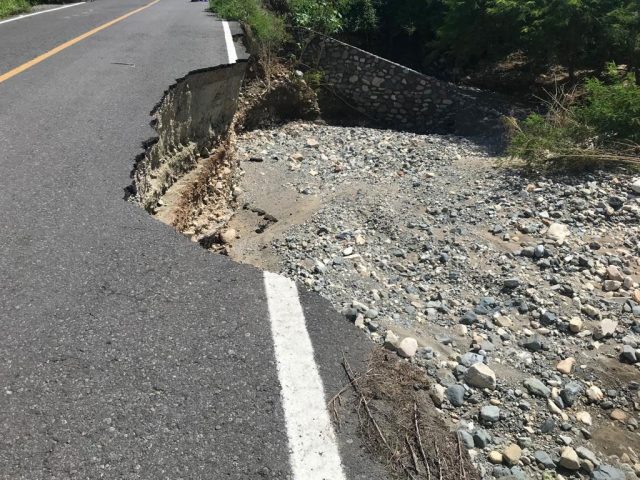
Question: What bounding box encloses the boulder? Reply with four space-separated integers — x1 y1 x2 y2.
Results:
592 465 626 480
534 450 556 469
524 378 551 398
488 451 503 464
569 317 583 333
556 357 576 374
503 443 522 466
559 447 580 470
586 385 604 402
546 223 570 242
397 337 418 358
429 383 446 407
465 363 497 390
480 405 500 423
447 384 466 407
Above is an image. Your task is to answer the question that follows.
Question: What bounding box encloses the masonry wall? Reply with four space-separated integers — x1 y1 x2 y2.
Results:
300 32 505 134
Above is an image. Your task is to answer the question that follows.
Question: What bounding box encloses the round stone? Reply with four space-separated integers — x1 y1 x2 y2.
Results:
397 337 418 358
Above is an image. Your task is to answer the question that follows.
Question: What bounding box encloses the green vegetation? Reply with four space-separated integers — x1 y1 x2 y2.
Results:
435 0 639 78
211 0 639 81
0 0 73 19
286 0 377 34
506 64 640 170
302 68 323 89
0 0 30 18
209 0 287 47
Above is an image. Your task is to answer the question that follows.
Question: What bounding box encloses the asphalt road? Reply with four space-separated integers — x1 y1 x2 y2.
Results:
0 1 387 478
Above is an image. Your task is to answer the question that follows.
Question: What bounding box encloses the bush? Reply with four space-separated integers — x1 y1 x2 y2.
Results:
286 0 377 35
0 0 30 18
506 64 640 170
302 68 323 89
287 0 344 34
576 67 640 144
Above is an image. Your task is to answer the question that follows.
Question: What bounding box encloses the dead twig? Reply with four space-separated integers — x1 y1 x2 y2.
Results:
415 403 431 480
326 368 373 407
406 435 421 474
339 349 479 480
433 440 443 480
342 354 392 451
456 432 467 480
342 354 418 480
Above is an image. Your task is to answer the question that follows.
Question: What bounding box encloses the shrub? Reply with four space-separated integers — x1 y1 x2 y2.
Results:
0 0 30 18
506 64 640 170
576 66 640 144
302 68 323 89
287 0 343 34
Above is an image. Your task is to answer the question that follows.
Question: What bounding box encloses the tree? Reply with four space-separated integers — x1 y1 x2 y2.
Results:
436 0 639 80
603 2 640 77
437 0 520 68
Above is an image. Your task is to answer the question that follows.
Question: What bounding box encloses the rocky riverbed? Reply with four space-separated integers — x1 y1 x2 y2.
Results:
184 121 640 480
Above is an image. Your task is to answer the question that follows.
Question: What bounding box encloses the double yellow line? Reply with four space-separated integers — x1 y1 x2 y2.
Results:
0 0 160 85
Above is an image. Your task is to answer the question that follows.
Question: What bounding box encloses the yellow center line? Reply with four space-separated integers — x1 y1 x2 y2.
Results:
0 0 160 85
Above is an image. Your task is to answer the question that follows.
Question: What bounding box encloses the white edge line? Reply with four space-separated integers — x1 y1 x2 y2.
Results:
263 271 346 480
221 20 238 64
0 2 85 26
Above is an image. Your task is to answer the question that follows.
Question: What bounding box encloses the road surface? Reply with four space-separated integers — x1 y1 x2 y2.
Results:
0 1 387 478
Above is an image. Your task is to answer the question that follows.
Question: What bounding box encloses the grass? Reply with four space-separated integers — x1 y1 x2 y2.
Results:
0 0 72 19
209 0 287 47
209 0 288 83
0 0 31 18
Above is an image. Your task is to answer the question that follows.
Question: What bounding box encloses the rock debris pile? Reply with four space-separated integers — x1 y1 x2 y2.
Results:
226 121 640 480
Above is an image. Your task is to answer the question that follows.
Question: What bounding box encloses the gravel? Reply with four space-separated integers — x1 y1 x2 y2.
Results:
228 121 640 479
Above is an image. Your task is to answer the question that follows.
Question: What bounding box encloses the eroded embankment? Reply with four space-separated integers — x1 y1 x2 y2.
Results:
127 61 247 213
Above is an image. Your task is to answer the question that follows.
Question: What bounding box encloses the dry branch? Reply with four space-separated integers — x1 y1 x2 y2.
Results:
331 349 479 480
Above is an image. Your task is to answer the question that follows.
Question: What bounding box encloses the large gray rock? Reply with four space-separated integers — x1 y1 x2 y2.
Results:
447 384 466 407
591 465 626 480
480 405 500 423
503 278 521 289
560 381 583 407
524 378 551 398
458 430 475 449
473 429 492 448
460 352 484 367
534 450 555 469
576 447 599 467
621 345 638 364
523 335 545 352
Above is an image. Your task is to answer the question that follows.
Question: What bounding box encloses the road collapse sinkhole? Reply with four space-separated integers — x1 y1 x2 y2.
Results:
125 56 326 254
125 61 249 249
123 57 496 480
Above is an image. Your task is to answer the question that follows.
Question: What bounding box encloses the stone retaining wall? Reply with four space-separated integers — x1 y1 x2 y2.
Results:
300 31 506 134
